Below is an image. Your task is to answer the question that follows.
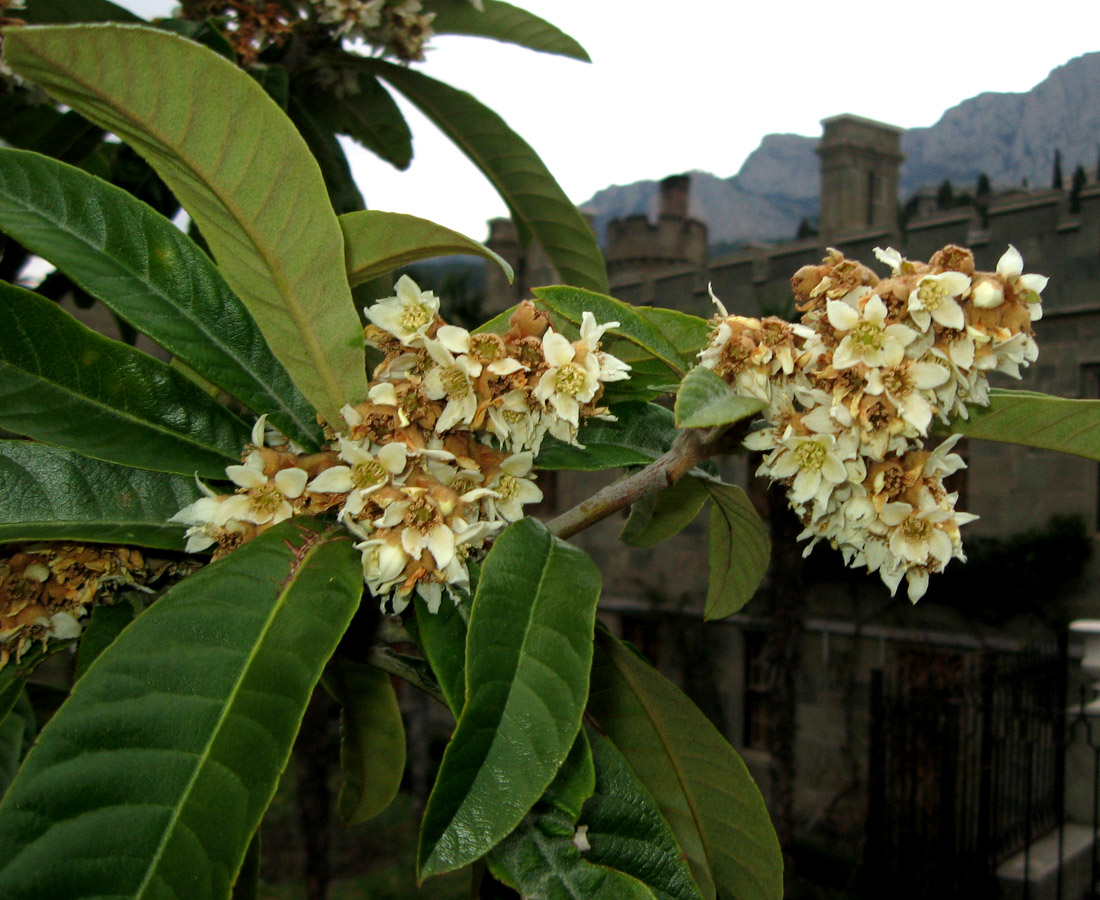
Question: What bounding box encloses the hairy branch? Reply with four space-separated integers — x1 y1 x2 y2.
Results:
546 426 727 540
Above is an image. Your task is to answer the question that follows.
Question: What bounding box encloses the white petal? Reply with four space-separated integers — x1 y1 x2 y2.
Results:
427 525 456 570
826 299 859 331
378 441 408 473
1020 273 1048 294
308 466 355 494
368 382 399 405
488 358 526 376
501 452 535 477
437 324 471 354
971 280 1004 309
274 467 309 499
874 247 903 272
226 462 266 491
542 331 575 367
931 296 965 331
250 414 269 447
997 245 1023 279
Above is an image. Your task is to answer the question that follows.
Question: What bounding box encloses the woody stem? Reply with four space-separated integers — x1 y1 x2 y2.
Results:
546 427 722 540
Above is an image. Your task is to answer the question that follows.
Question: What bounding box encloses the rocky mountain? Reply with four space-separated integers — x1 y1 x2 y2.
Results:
582 52 1100 248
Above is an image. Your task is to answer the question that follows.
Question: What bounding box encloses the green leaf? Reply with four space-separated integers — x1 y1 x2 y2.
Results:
0 441 201 549
582 727 706 900
621 476 709 548
5 24 369 427
487 732 658 900
600 356 679 405
0 148 324 449
341 210 513 287
418 518 601 878
362 59 608 294
231 831 261 900
73 602 136 681
703 482 770 620
287 96 367 217
675 367 766 429
0 518 364 900
324 658 406 826
0 680 22 726
943 388 1100 461
430 0 590 61
14 0 143 24
297 69 412 170
534 286 690 376
636 308 712 360
0 282 251 477
413 591 469 717
0 90 64 151
0 689 35 800
588 630 784 900
537 402 680 471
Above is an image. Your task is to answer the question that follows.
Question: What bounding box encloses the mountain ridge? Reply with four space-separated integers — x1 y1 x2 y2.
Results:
582 52 1100 248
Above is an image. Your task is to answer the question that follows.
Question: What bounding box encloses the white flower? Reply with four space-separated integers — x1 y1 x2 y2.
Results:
864 360 948 435
577 312 631 383
374 489 457 571
485 453 543 522
487 389 544 453
766 432 851 506
422 336 483 432
997 244 1048 321
218 451 309 526
356 536 410 608
436 325 526 377
533 331 601 426
364 274 440 346
907 271 969 331
309 438 408 519
828 294 917 370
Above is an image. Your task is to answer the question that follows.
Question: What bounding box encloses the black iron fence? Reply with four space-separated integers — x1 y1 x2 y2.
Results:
862 638 1100 900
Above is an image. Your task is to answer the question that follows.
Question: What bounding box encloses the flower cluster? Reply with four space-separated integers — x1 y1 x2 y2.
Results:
312 0 481 63
178 0 300 64
700 244 1045 602
172 275 629 613
0 544 145 669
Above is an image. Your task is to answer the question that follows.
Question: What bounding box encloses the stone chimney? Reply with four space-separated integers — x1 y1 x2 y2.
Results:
817 114 903 241
659 173 690 220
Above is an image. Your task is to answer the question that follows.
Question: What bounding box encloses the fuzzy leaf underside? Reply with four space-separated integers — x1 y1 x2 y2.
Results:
5 24 368 427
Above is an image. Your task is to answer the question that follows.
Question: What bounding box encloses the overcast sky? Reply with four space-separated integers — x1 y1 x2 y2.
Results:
116 1 1098 240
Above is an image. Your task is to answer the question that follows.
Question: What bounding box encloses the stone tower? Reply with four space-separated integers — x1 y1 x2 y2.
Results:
816 114 903 241
604 173 708 281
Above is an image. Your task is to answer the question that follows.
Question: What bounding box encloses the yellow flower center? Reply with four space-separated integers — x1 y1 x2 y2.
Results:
851 321 883 349
901 518 932 541
795 440 827 471
251 483 284 516
441 365 470 399
555 363 588 397
352 460 388 490
400 303 432 332
917 280 947 311
406 497 440 533
882 369 909 397
470 334 506 363
497 474 519 502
